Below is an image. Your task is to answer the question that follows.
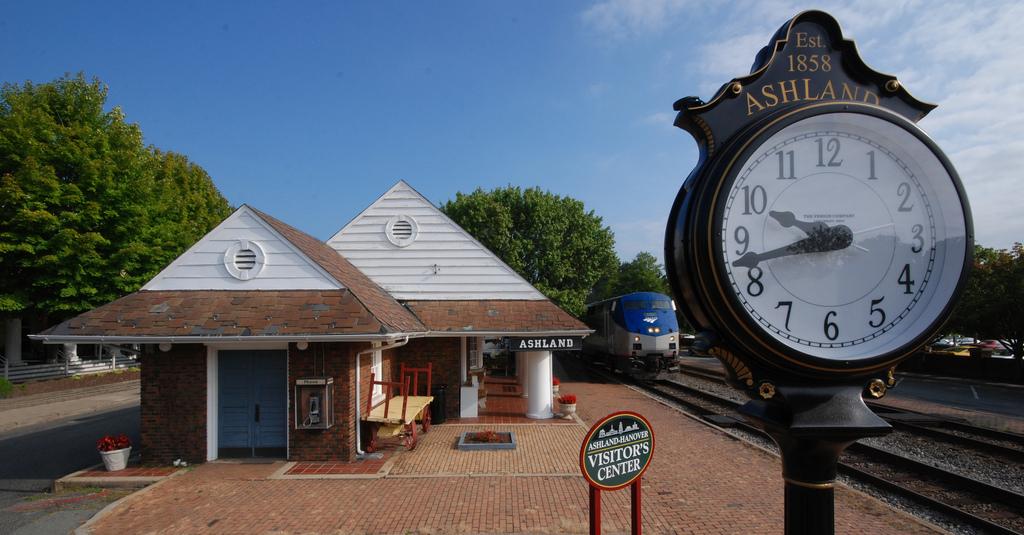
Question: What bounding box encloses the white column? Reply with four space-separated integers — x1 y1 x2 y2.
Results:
206 347 219 461
4 318 22 366
63 343 79 363
459 337 467 384
525 351 553 419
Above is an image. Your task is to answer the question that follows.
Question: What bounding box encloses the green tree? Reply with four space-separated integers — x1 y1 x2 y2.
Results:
947 243 1024 379
595 251 670 300
0 74 231 339
442 186 617 316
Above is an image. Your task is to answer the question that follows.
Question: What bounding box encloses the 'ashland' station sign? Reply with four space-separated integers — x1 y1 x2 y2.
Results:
508 336 582 352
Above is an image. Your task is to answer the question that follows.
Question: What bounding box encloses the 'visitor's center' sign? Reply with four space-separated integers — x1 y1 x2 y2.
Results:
580 411 655 490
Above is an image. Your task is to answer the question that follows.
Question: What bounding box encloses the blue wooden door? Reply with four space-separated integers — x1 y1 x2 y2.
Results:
218 353 253 450
253 355 287 449
218 350 286 457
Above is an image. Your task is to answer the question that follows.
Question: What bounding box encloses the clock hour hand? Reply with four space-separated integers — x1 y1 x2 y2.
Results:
733 225 853 269
769 210 828 236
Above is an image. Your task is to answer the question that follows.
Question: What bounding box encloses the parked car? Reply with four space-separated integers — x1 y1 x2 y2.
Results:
973 340 1016 358
929 337 955 350
973 340 1003 351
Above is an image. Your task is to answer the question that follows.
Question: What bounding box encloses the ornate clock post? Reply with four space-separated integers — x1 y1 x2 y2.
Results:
665 11 973 534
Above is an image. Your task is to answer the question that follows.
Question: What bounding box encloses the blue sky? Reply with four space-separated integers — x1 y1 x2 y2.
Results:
2 0 1021 262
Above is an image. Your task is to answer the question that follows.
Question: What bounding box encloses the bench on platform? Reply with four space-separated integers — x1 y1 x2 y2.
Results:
362 363 434 451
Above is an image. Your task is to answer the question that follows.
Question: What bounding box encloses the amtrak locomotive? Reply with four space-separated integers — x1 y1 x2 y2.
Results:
582 292 681 378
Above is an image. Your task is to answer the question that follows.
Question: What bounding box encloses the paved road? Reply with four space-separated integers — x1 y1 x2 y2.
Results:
678 355 1024 421
0 405 139 534
891 374 1024 418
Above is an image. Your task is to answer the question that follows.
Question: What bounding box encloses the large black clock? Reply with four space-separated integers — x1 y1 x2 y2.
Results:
664 13 975 532
666 11 973 386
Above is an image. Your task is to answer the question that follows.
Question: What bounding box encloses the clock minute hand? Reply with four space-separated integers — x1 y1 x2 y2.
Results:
769 210 828 236
732 225 853 269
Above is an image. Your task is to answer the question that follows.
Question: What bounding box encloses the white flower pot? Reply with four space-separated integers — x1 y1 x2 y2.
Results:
100 447 131 471
560 403 576 417
552 385 560 395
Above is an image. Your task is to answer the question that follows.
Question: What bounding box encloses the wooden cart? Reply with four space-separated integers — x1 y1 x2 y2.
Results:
362 363 434 451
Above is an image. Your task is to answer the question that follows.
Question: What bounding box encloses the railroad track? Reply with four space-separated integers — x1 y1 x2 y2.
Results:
676 361 1024 459
642 377 1024 535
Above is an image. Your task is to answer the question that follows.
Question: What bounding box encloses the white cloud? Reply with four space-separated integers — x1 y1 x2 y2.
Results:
581 0 700 39
583 0 1024 248
693 31 769 96
864 1 1024 249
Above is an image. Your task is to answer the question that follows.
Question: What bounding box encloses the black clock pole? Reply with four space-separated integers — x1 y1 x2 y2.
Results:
740 383 891 535
664 9 970 535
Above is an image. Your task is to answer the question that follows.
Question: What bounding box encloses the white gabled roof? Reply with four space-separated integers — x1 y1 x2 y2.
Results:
327 180 545 301
143 205 342 291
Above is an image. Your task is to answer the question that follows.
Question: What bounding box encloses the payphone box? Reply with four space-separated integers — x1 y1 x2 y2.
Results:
295 377 334 430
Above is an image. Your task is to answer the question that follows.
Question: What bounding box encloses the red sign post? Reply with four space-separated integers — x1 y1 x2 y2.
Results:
579 411 655 535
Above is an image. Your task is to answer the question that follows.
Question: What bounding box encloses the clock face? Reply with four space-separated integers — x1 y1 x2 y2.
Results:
717 110 969 362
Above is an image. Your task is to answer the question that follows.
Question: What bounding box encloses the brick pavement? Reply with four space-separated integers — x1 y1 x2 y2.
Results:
389 424 584 476
283 455 393 476
86 358 944 534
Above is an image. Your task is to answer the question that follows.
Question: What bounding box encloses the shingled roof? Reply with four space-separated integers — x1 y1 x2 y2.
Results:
38 290 386 339
404 300 589 334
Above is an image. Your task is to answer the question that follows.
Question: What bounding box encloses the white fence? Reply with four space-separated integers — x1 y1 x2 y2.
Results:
1 346 139 383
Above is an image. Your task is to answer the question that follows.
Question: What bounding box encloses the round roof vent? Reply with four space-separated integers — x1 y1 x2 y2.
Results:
385 215 419 247
224 240 267 280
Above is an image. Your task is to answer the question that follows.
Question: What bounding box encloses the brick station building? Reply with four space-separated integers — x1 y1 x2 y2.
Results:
33 181 589 463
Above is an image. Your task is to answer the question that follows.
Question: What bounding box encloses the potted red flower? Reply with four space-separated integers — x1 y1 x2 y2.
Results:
96 434 132 471
557 393 577 418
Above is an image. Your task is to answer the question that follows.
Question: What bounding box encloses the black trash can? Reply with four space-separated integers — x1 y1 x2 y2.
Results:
430 384 447 424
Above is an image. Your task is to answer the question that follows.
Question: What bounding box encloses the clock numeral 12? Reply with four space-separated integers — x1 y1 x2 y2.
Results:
816 138 843 167
867 151 878 180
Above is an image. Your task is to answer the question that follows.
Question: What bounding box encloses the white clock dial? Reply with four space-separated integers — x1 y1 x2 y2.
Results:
719 111 968 361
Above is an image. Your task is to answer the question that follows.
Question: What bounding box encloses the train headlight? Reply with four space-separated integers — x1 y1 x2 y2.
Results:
670 335 675 342
654 327 661 333
634 336 640 342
